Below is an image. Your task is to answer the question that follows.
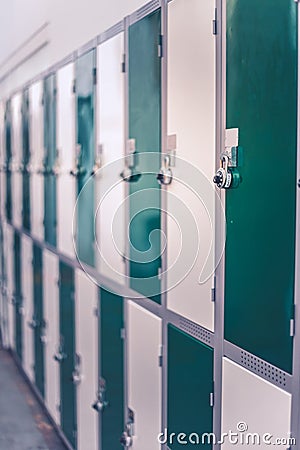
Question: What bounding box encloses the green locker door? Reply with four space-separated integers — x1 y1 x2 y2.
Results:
75 50 95 267
99 289 124 450
33 244 45 397
128 9 162 303
59 261 77 448
43 74 57 247
13 231 22 361
22 89 31 231
168 325 214 449
5 100 12 223
224 0 297 373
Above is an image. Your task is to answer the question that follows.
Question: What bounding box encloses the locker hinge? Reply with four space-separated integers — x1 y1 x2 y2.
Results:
72 79 76 94
158 345 163 367
290 305 296 337
57 403 61 412
157 267 162 280
93 307 99 317
93 67 97 85
121 328 126 340
158 35 163 58
121 54 126 73
209 392 214 407
290 319 295 337
212 9 218 35
211 276 216 302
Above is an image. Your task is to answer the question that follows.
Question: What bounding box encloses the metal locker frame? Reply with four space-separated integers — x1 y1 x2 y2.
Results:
95 25 126 285
5 224 15 350
74 41 97 268
21 88 31 231
125 300 162 450
58 259 77 448
11 93 23 228
4 99 13 223
165 0 217 332
0 101 6 219
1 0 300 449
21 233 34 382
43 73 58 247
0 222 9 349
43 248 60 425
29 81 45 240
97 287 125 450
56 61 76 259
74 269 98 450
292 1 300 444
124 0 163 304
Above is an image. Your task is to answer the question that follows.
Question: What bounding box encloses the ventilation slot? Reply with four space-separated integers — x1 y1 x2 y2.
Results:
99 21 124 44
179 318 212 345
136 0 160 21
240 350 287 387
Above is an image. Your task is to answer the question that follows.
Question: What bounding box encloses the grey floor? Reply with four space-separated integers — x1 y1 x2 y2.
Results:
0 349 66 450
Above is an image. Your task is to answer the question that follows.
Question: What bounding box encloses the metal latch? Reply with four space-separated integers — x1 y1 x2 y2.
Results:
120 409 135 448
120 139 141 183
92 377 109 412
72 353 83 385
91 144 103 176
213 128 241 189
70 144 85 177
157 155 173 185
53 337 66 363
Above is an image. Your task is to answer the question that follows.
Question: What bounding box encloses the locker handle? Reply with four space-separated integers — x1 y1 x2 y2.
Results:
120 425 133 448
27 319 38 329
92 396 108 413
71 369 82 385
53 351 66 363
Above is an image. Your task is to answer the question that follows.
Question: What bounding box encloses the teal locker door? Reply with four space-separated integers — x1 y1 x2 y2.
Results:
99 289 124 450
43 74 57 247
33 244 45 397
5 100 12 223
168 325 214 449
13 232 22 361
224 0 297 373
58 261 77 448
75 50 95 267
22 89 31 231
128 10 162 303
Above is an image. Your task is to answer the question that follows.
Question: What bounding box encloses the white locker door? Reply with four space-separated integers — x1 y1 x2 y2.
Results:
95 33 126 284
43 249 60 425
11 93 23 228
21 234 34 382
29 81 44 240
222 358 292 449
75 269 98 450
5 224 15 350
127 301 162 450
166 0 216 331
57 63 76 259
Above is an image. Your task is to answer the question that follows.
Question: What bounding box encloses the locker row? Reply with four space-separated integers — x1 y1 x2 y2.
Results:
0 0 298 377
0 223 294 450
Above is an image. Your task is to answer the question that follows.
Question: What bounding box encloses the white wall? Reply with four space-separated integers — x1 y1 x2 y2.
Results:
0 0 147 99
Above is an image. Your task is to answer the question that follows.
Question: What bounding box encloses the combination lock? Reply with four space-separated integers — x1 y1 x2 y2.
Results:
213 155 240 189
